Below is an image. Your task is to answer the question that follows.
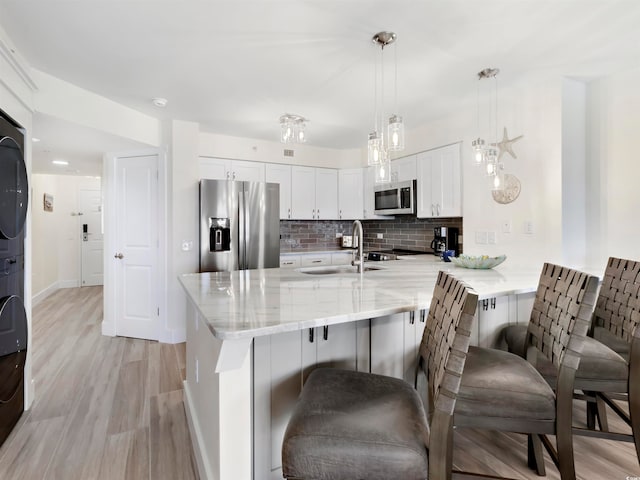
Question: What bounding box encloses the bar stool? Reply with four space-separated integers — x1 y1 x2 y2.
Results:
281 271 478 480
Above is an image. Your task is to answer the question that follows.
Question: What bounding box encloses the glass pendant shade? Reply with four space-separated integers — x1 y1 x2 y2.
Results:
492 167 505 191
387 115 404 151
374 158 391 184
484 148 498 176
472 138 486 166
368 131 383 165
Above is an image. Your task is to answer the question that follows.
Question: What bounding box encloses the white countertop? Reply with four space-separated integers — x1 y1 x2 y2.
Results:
179 255 549 340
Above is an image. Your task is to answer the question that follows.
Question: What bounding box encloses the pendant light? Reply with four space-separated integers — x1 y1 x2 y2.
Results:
280 113 308 144
368 31 404 182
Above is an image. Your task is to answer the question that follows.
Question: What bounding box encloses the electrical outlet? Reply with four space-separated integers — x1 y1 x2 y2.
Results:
181 240 193 251
502 220 512 233
487 231 497 244
376 233 383 239
475 231 488 244
524 221 534 235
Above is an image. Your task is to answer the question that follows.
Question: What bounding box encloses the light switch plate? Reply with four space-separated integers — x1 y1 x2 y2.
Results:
475 231 488 244
487 231 497 244
376 233 383 239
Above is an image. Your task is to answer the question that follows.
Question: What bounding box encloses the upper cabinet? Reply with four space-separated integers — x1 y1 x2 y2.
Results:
390 155 417 182
416 143 462 218
338 168 364 220
200 157 265 182
265 163 292 219
291 166 338 220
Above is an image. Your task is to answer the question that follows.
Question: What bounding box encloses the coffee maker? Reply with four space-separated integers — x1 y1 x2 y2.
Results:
430 226 459 256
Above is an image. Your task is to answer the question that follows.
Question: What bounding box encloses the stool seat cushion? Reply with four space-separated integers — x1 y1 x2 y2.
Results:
592 326 630 362
456 346 556 423
282 368 429 480
504 326 628 391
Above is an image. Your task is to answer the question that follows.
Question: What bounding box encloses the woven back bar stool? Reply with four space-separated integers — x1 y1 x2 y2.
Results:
281 271 478 480
503 257 640 463
454 263 599 480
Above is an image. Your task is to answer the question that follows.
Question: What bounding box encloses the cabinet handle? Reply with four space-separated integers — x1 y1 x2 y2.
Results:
323 325 329 341
232 172 236 180
437 204 441 216
420 309 426 323
363 209 367 218
288 208 291 219
317 209 320 218
339 210 342 219
283 261 294 265
409 311 415 325
482 299 489 311
226 171 230 179
490 298 496 310
431 204 434 216
312 209 315 219
309 328 314 343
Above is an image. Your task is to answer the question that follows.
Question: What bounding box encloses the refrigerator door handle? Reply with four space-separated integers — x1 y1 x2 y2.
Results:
238 187 246 270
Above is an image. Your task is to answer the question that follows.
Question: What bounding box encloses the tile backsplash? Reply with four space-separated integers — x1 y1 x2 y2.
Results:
280 217 463 253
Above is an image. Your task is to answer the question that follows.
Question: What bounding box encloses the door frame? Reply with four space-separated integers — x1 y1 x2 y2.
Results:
102 148 168 340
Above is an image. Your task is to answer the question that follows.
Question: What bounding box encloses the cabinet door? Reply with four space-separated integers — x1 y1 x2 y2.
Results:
476 296 510 348
370 313 406 379
231 159 265 182
315 168 338 219
200 157 230 180
338 168 364 220
266 163 292 219
253 331 304 478
404 310 426 384
391 155 417 182
291 166 316 219
416 144 462 218
433 143 461 217
279 255 301 268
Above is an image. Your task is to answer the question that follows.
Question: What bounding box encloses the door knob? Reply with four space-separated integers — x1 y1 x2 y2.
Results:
114 253 124 259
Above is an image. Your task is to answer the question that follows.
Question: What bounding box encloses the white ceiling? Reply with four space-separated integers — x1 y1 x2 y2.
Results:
2 0 640 174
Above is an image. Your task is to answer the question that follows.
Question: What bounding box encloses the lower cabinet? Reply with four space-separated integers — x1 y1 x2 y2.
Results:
253 321 369 480
471 292 536 348
370 310 425 384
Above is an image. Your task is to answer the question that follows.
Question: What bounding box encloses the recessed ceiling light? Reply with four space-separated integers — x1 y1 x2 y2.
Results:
152 97 168 108
32 137 40 142
52 160 69 166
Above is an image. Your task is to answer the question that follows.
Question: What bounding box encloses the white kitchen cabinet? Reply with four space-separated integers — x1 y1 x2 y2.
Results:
338 168 364 220
279 255 301 268
416 143 462 218
253 321 368 479
300 253 332 267
265 163 292 219
315 168 339 219
390 155 417 182
291 166 338 220
370 310 425 384
331 251 354 265
200 157 265 182
470 292 535 349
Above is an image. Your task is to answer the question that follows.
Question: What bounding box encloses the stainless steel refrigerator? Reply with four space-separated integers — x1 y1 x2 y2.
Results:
199 179 280 273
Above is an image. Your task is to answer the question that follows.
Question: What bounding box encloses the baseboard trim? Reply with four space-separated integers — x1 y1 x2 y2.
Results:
183 380 213 480
32 282 59 306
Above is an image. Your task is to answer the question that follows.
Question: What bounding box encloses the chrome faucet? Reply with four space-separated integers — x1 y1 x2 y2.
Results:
352 219 364 273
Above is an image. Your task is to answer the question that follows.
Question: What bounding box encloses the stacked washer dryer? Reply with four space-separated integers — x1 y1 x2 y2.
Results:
0 113 29 447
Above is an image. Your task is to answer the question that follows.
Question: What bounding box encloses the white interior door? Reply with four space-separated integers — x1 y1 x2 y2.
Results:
111 153 159 340
79 187 104 286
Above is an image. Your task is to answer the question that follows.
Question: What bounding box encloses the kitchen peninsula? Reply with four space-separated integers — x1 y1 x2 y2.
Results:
179 255 545 480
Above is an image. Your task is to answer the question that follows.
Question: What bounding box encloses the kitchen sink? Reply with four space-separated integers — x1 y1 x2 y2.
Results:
297 265 383 275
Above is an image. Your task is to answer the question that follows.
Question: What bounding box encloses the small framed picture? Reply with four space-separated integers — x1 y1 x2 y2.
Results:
43 193 53 212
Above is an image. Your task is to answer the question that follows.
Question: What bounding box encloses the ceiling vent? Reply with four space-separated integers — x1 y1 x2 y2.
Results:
284 149 294 157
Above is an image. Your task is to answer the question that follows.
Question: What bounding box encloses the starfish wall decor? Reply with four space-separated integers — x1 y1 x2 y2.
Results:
492 127 523 161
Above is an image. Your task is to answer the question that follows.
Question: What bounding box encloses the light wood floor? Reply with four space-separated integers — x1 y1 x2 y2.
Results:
1 286 638 479
0 286 197 480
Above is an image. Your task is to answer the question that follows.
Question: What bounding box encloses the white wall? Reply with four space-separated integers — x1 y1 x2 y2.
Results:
562 79 587 267
199 131 361 169
587 67 640 267
400 77 564 267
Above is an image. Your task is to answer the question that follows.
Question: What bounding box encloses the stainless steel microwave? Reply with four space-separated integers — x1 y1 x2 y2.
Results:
374 179 417 215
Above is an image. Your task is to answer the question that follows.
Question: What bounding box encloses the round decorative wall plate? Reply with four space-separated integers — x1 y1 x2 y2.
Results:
492 174 521 204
